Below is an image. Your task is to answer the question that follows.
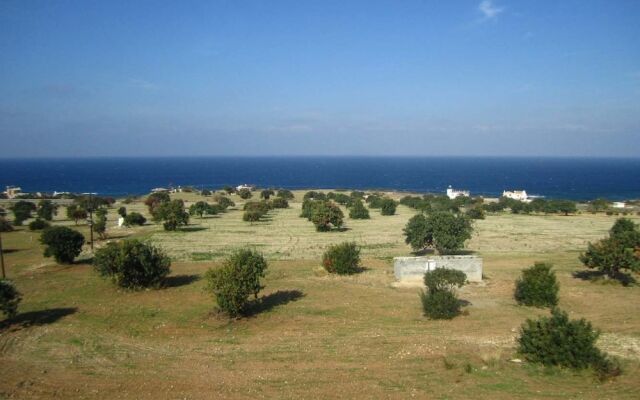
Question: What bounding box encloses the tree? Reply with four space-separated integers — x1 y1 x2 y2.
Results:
156 200 189 231
0 279 22 319
204 249 268 317
40 226 85 264
465 207 485 220
189 201 217 218
277 189 294 200
304 191 326 201
403 212 473 254
66 204 88 225
0 217 13 232
93 240 171 289
215 196 235 210
270 197 289 209
349 200 370 219
94 208 108 239
222 185 235 194
37 200 58 221
11 201 36 225
420 268 467 319
588 198 610 213
322 242 361 274
548 200 577 216
579 218 640 281
201 189 212 196
28 218 50 231
238 188 252 199
145 192 170 220
514 263 559 307
124 212 147 226
260 189 275 200
243 210 263 222
380 198 397 216
311 201 344 231
117 206 127 218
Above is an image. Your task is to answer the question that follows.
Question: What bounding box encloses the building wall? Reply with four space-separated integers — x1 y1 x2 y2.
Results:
393 255 483 282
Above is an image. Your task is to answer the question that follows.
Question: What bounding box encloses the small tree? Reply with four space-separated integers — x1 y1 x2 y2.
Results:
404 214 433 251
201 189 212 196
311 201 344 231
12 201 36 225
145 192 170 220
277 189 294 200
260 189 275 200
271 197 289 209
517 308 620 379
156 200 189 231
93 208 108 239
349 200 370 219
28 218 50 231
117 206 127 218
380 198 397 216
93 240 171 289
423 268 467 293
514 262 559 307
37 200 58 221
204 249 268 317
322 242 361 274
216 196 235 210
0 279 22 319
40 226 85 263
465 207 485 220
189 201 217 218
243 210 263 222
238 188 252 199
66 204 88 225
124 212 147 226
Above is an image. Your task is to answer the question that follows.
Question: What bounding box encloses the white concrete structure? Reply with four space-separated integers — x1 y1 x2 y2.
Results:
613 202 626 209
393 256 483 283
446 185 470 199
4 186 22 199
502 190 528 201
236 184 254 191
151 187 169 193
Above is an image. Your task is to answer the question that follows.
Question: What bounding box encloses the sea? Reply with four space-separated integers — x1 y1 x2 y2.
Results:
0 157 639 200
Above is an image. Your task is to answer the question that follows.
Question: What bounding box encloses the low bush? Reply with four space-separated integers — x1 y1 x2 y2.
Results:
205 249 267 317
277 189 294 200
40 226 85 263
380 198 397 215
28 218 50 231
243 210 263 222
271 197 289 209
0 217 14 232
311 201 344 231
349 200 370 219
518 308 621 379
124 212 147 226
93 239 171 289
238 188 252 199
465 207 485 220
420 289 460 320
423 268 467 293
117 206 127 218
322 242 361 274
514 262 559 307
0 279 22 319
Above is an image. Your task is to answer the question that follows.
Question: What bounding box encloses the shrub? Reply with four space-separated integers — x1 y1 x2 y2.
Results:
311 201 344 231
40 226 85 263
12 200 36 225
304 191 326 201
28 218 50 231
117 206 127 218
189 201 218 218
277 189 294 200
322 242 361 274
93 240 171 289
0 217 13 232
349 200 370 219
517 308 620 378
404 212 473 254
204 249 268 317
380 198 397 215
0 279 22 319
514 262 559 307
37 199 58 221
420 289 461 320
155 200 189 230
238 188 252 199
124 212 146 226
271 197 289 209
423 268 467 293
260 189 274 200
366 195 383 208
216 196 235 210
243 210 263 222
244 201 271 213
465 207 485 220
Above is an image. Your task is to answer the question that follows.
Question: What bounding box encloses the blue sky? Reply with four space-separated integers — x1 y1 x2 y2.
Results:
0 0 639 157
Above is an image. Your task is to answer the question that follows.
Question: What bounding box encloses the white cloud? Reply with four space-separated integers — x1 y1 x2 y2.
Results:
478 1 504 20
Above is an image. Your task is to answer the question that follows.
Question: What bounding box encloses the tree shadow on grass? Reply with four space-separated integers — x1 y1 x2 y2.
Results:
243 290 305 317
572 270 636 286
0 307 78 332
1 248 20 254
411 249 435 256
179 226 208 233
164 274 200 288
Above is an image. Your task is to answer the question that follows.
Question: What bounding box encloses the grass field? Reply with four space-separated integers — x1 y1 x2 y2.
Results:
1 191 639 399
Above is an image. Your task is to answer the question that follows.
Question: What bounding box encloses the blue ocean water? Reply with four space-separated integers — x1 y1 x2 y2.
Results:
0 157 639 200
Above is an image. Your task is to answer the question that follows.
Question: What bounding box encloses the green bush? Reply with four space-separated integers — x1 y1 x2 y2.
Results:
117 206 127 218
517 308 620 379
238 188 252 199
40 226 85 263
348 200 370 219
277 189 294 200
271 197 289 209
216 196 235 210
514 262 559 307
420 268 467 319
465 207 485 220
0 217 14 232
311 201 344 231
124 212 147 226
243 210 263 222
322 242 361 274
204 249 267 317
380 199 397 215
0 279 22 319
28 218 50 231
93 239 171 289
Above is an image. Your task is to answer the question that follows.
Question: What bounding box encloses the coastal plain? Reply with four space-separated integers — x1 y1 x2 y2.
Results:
1 190 639 399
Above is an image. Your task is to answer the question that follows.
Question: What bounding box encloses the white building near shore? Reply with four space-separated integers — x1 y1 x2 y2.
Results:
446 185 470 199
502 190 528 201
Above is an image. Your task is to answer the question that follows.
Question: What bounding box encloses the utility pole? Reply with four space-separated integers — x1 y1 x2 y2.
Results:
0 230 5 279
85 192 95 252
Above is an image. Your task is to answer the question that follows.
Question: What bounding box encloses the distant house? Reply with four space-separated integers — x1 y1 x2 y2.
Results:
236 184 255 192
4 186 22 199
503 190 528 201
612 202 626 209
151 187 169 193
446 185 470 200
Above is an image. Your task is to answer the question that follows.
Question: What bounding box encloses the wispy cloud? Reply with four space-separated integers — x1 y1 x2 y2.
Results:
478 1 504 20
